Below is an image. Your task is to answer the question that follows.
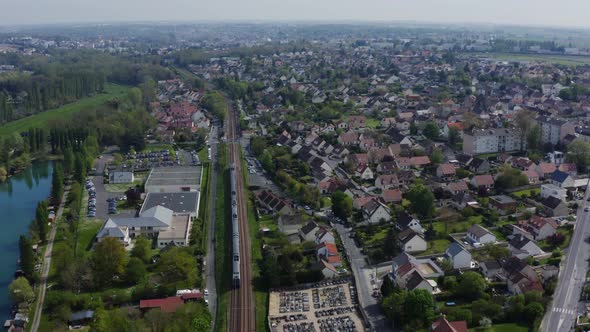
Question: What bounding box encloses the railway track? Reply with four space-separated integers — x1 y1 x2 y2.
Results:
227 99 255 332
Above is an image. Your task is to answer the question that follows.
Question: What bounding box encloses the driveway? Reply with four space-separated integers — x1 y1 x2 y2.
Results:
91 153 134 220
333 223 394 332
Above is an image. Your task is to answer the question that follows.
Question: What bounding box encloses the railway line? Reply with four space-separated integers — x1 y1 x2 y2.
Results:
226 98 255 332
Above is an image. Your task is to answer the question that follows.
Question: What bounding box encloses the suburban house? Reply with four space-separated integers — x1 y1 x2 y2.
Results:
445 243 472 270
509 235 544 258
513 215 558 240
524 169 540 184
398 228 427 253
550 170 575 188
318 260 339 279
480 260 502 279
381 189 402 203
362 199 392 224
540 183 567 201
317 242 341 267
470 174 494 191
501 257 544 294
390 252 443 293
299 221 320 242
536 162 557 179
468 157 490 174
396 212 424 233
466 224 496 245
436 163 456 181
446 181 469 195
257 190 294 215
540 196 568 217
431 317 468 332
375 174 399 190
277 214 304 237
315 227 335 245
488 195 518 215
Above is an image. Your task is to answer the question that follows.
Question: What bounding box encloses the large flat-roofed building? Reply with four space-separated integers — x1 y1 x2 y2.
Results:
97 205 192 248
463 128 525 155
140 192 200 218
145 166 202 193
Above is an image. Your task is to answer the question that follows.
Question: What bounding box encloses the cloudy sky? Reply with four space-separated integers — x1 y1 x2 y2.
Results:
0 0 587 28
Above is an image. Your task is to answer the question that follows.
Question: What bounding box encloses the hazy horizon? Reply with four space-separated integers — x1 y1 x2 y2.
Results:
1 0 589 29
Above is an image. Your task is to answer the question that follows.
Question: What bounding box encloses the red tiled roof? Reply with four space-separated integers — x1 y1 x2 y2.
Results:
382 189 402 203
140 296 184 313
432 317 468 332
473 174 494 186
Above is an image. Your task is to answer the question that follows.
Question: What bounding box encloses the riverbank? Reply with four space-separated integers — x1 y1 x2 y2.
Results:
0 161 54 324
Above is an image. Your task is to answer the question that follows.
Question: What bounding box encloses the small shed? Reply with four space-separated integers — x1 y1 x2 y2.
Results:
69 310 94 326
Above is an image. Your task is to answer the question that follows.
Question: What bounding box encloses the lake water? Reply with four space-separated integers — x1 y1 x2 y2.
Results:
0 161 53 322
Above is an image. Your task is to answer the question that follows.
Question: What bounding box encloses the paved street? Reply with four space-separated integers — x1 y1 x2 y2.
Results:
204 124 219 330
542 181 590 332
333 223 393 332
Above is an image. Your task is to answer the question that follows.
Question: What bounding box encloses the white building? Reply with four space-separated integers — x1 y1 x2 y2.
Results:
445 243 472 270
538 117 575 146
144 166 203 193
109 171 135 184
463 128 525 155
466 224 496 245
540 184 567 201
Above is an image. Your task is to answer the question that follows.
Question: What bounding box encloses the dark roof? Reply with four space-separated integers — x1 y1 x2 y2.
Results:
446 242 467 258
550 170 570 183
141 192 199 215
405 270 427 290
392 252 413 268
397 212 418 228
398 228 423 244
467 224 493 239
300 221 318 235
542 196 565 209
469 158 488 170
481 260 502 271
509 235 533 250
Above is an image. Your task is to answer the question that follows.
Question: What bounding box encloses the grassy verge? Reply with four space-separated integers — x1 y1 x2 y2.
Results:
197 161 211 254
0 83 128 138
214 144 230 332
241 151 269 332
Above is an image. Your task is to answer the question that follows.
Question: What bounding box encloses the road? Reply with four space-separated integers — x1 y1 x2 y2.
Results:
204 124 219 330
30 185 70 332
542 181 590 332
333 223 394 332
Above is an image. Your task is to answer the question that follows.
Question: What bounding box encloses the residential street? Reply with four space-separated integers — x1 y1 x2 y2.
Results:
542 181 590 332
333 223 394 332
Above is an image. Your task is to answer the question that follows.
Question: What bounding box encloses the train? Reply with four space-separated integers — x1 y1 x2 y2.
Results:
230 163 241 288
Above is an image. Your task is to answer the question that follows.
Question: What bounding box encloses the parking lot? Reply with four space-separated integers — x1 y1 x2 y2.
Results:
269 279 364 332
89 154 136 220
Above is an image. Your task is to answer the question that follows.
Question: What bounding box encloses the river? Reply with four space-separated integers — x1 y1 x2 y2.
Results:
0 161 53 323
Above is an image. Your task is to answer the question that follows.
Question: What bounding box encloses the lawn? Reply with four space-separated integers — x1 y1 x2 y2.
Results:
104 178 144 193
0 83 128 138
432 215 483 234
424 239 451 255
488 323 529 332
511 188 540 198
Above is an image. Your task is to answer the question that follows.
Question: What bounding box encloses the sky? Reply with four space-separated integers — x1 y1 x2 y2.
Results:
0 0 589 28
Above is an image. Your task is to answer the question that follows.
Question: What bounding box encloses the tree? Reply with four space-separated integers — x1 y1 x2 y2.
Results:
51 164 64 204
448 127 461 147
495 165 528 191
9 277 34 305
192 316 211 332
91 237 127 288
404 289 435 327
18 236 35 279
131 237 152 263
431 149 443 164
524 302 544 323
125 257 147 284
35 201 49 242
63 148 74 174
331 191 352 220
456 271 487 301
406 183 435 218
422 122 440 140
250 136 268 157
0 166 7 182
527 124 542 151
567 140 590 171
156 247 199 287
127 87 143 108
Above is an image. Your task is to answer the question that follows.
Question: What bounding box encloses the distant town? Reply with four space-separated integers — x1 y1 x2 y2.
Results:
1 22 590 332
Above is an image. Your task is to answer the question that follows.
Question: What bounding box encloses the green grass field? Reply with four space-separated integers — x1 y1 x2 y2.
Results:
488 323 529 332
0 83 128 138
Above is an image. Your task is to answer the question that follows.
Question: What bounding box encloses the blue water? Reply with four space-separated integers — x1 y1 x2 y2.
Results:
0 161 53 322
